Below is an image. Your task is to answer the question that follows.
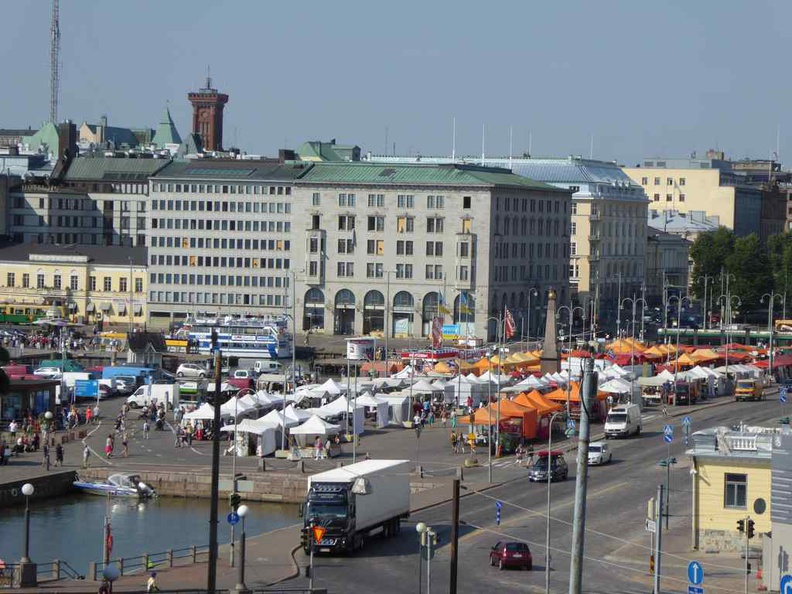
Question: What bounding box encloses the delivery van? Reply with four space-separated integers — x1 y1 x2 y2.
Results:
126 384 180 409
604 404 642 438
253 360 283 375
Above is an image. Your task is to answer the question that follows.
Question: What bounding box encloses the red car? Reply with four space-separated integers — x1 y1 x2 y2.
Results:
489 541 532 570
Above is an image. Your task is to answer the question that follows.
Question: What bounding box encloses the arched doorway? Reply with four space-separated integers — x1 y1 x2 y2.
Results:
363 290 385 335
303 288 325 331
334 289 355 335
422 292 439 337
393 291 414 337
453 291 476 337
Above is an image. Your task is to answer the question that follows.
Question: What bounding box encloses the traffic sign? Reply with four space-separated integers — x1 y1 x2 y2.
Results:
645 519 656 533
663 433 673 444
663 424 674 436
688 586 703 594
781 574 792 594
75 379 99 398
781 387 788 404
688 560 704 585
227 512 240 526
682 416 692 427
566 418 576 431
312 526 326 544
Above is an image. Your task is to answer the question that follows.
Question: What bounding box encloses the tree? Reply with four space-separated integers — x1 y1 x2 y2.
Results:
689 228 736 299
726 234 774 310
766 232 792 294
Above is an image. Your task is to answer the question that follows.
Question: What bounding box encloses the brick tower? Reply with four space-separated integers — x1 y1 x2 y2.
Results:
188 76 228 152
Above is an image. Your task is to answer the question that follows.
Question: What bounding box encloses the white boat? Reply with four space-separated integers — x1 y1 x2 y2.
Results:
174 315 293 359
73 473 156 498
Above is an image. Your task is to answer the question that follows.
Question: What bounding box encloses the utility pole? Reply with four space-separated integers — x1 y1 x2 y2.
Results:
449 479 460 594
568 357 595 594
207 331 222 593
653 484 664 594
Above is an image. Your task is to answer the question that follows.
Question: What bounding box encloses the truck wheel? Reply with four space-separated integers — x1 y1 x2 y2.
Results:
128 402 138 409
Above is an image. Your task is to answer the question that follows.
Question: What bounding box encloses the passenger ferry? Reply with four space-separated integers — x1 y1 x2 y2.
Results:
173 315 292 359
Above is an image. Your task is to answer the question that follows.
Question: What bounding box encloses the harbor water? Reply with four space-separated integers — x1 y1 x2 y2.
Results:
0 494 299 574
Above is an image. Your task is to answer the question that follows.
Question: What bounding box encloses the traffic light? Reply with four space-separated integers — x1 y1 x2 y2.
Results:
229 492 241 510
737 519 745 533
747 519 755 539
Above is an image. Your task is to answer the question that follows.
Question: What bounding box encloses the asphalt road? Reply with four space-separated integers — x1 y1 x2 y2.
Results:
285 395 785 594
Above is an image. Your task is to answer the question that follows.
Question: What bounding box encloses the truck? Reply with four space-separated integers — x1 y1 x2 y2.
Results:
735 378 763 402
300 459 411 555
61 372 96 389
101 366 155 385
126 384 180 409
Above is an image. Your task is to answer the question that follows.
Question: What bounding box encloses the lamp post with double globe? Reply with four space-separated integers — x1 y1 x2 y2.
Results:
18 482 36 587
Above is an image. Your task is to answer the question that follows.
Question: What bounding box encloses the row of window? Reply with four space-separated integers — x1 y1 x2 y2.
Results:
150 290 284 307
150 219 291 233
333 261 472 281
150 237 290 251
150 254 291 270
336 215 447 233
337 193 447 210
641 176 687 187
150 272 288 289
25 233 146 247
495 216 566 237
152 183 292 196
494 264 560 283
652 193 686 202
5 272 142 292
151 199 291 214
494 242 567 260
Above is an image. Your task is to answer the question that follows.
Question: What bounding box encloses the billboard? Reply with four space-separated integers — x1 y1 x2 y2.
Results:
75 379 99 398
346 337 376 361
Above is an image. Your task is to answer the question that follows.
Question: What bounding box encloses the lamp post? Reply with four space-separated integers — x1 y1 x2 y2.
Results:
640 283 647 342
620 296 647 402
557 305 584 415
697 275 714 330
544 410 562 594
761 292 783 378
717 294 742 383
102 563 120 594
230 387 255 568
234 504 249 594
416 522 435 594
658 456 677 530
526 287 539 350
615 272 623 338
384 270 392 378
666 294 691 401
19 482 36 587
485 315 507 456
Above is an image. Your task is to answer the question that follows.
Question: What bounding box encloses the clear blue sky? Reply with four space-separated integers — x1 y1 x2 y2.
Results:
2 0 790 165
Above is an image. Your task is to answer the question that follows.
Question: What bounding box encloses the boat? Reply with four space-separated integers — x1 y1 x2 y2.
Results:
172 315 293 359
73 473 156 498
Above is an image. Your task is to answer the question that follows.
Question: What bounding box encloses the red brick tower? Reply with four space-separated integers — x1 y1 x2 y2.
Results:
188 76 229 152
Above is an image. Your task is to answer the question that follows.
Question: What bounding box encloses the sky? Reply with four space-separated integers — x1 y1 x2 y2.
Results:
2 0 791 166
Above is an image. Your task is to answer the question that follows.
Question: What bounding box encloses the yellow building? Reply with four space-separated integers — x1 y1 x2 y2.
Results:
0 243 147 328
688 427 773 552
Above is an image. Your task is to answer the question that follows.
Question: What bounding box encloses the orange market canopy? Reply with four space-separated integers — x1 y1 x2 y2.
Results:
514 390 563 415
544 382 608 403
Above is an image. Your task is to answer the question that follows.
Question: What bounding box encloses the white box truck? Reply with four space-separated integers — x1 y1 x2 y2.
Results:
126 384 180 410
300 459 411 554
604 403 642 438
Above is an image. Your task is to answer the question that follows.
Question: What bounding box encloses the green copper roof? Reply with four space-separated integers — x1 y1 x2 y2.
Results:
152 108 182 148
297 140 360 162
300 162 564 190
64 157 171 181
22 122 59 154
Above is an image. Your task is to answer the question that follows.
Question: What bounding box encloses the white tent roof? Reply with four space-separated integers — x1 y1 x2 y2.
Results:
356 393 387 407
599 378 632 394
290 415 342 436
184 403 215 420
657 369 675 381
393 365 416 379
221 418 277 434
239 393 262 409
206 382 237 393
319 378 346 395
219 396 254 417
285 404 312 423
609 364 630 377
433 379 448 389
686 366 710 380
260 407 302 428
411 379 440 393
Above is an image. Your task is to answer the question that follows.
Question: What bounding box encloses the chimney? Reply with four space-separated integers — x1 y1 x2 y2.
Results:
57 121 78 164
279 149 297 163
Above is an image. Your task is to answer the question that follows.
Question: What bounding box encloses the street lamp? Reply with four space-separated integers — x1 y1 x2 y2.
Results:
19 482 36 587
620 296 647 402
526 287 539 350
383 270 393 378
230 387 255 568
658 457 677 530
697 275 714 330
102 563 120 594
761 292 783 378
666 294 692 400
716 294 742 381
557 305 584 415
416 521 435 594
615 272 623 338
544 410 562 594
233 504 249 593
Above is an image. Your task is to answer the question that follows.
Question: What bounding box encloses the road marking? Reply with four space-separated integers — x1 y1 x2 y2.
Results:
456 480 630 543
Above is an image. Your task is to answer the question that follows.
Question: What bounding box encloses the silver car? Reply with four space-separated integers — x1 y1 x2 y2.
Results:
584 442 612 466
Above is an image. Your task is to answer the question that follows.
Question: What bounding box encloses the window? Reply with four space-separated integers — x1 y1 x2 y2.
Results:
312 192 321 206
427 217 444 233
425 264 443 279
367 194 385 207
679 193 686 202
426 241 443 256
679 177 686 186
337 238 354 254
458 265 469 281
395 263 413 279
667 177 674 186
103 277 112 291
570 222 577 236
70 275 78 290
367 216 385 231
22 273 29 288
654 193 660 201
396 240 413 255
53 274 62 290
666 194 673 202
366 263 384 278
463 196 471 209
654 177 660 185
119 278 128 292
37 274 45 289
89 276 96 291
135 278 143 293
571 202 577 214
570 242 577 255
337 193 356 207
397 194 415 209
397 216 414 233
366 239 385 255
459 242 470 258
641 177 648 185
427 195 445 209
6 273 14 287
338 215 355 231
337 262 354 277
724 473 747 509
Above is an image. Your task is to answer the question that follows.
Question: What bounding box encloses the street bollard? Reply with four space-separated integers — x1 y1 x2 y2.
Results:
88 562 97 581
167 550 173 568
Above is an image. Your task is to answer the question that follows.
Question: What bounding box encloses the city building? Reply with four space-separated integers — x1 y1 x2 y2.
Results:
297 140 361 162
688 426 774 552
146 159 571 341
761 431 792 591
623 152 786 241
78 115 153 150
188 77 228 152
151 107 183 152
644 228 691 304
0 243 147 327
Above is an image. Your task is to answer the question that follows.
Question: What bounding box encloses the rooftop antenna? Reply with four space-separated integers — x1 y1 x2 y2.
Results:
481 124 486 162
206 64 212 89
49 0 60 123
508 125 513 169
528 131 532 158
384 127 389 156
452 117 456 161
589 134 594 160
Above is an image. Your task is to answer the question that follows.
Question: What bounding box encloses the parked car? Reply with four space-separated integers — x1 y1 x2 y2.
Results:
176 363 208 379
33 367 62 379
114 376 137 395
527 450 568 482
489 542 532 570
581 441 612 465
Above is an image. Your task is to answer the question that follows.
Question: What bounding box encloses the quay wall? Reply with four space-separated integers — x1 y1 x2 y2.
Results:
0 470 77 508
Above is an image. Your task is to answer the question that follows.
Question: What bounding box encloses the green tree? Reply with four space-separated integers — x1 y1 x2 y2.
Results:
766 232 792 294
725 233 774 310
689 228 736 298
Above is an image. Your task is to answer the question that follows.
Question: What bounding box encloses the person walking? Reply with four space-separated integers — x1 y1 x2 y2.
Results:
142 420 150 440
55 443 64 467
42 443 51 471
83 443 90 468
105 434 114 458
121 432 129 458
146 571 159 593
314 436 323 460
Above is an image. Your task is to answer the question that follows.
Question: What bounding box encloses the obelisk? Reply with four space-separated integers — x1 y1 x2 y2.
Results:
540 288 560 374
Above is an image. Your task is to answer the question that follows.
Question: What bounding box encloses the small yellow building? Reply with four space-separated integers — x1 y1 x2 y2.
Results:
0 243 147 328
688 427 774 552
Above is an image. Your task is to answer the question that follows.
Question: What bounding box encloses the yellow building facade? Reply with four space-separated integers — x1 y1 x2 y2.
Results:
0 244 146 328
689 428 773 552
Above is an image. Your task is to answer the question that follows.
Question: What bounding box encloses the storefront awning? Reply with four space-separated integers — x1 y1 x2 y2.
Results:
100 303 111 311
86 303 95 313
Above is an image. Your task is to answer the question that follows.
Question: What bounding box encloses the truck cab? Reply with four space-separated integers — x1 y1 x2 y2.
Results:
735 378 763 401
671 381 699 405
302 483 355 553
604 404 642 438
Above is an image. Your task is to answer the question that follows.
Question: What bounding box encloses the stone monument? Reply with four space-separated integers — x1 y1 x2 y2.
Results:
540 288 561 374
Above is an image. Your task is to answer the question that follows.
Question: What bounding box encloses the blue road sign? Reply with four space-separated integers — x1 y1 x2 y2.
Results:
781 387 788 404
566 419 576 430
688 561 704 585
227 512 240 526
664 433 673 444
663 424 674 436
495 501 502 525
781 574 792 594
75 379 99 398
682 416 692 427
495 500 503 509
688 586 703 594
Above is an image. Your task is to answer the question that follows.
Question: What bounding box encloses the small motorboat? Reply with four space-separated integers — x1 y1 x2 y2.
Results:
74 473 156 498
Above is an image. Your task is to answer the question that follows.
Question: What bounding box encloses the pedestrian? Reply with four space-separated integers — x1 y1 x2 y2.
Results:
314 436 323 460
450 431 458 454
83 443 90 468
146 571 159 593
121 432 129 457
98 578 111 594
105 434 114 458
174 425 183 448
42 443 50 471
143 420 150 439
450 409 457 429
86 407 93 424
55 443 64 467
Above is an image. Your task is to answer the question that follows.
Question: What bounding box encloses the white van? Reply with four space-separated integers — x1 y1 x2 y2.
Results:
126 384 180 409
604 404 641 438
253 360 283 375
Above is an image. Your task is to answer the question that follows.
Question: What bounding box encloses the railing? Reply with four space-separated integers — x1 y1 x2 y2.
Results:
0 559 85 588
91 544 210 581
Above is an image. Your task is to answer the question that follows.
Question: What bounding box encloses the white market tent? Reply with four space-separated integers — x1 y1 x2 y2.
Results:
599 378 632 394
291 415 341 439
410 379 440 394
220 418 278 456
379 393 412 425
318 378 347 395
219 396 255 419
184 403 215 421
356 392 390 428
260 407 302 428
